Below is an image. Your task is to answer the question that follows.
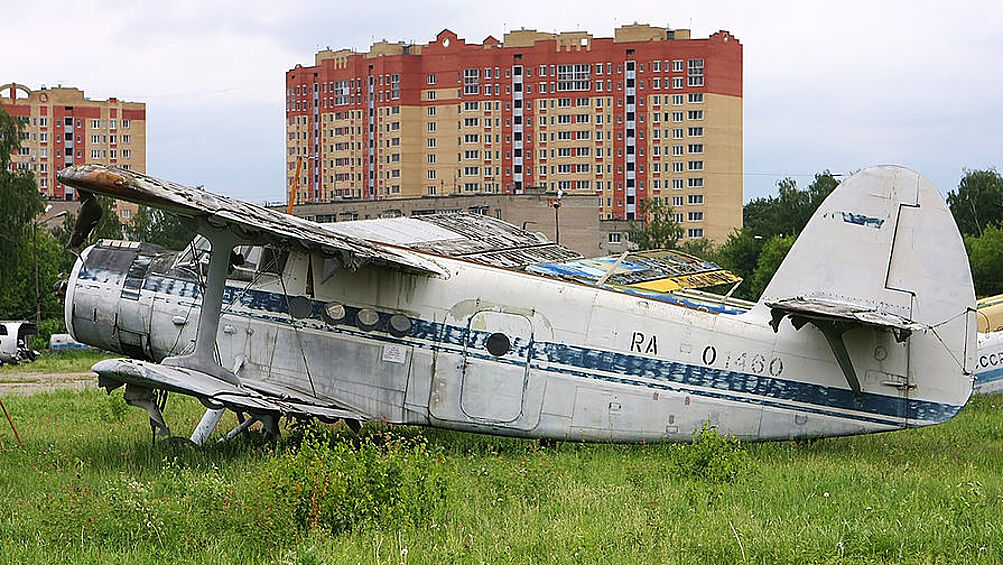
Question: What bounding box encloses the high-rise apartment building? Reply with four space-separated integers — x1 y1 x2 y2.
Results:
1 83 146 220
286 24 742 241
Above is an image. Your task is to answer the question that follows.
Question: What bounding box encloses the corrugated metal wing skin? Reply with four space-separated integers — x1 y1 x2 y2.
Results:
324 213 584 269
57 165 444 276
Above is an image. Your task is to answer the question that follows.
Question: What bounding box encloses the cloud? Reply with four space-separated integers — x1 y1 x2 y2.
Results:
5 0 1002 202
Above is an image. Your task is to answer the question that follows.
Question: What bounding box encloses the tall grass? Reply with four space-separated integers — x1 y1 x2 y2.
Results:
0 389 1000 563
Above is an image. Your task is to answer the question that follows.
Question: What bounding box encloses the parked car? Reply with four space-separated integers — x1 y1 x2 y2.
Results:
0 321 40 366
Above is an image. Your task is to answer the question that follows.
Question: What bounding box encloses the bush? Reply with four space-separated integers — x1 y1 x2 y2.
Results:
30 317 65 351
676 422 747 484
261 425 447 535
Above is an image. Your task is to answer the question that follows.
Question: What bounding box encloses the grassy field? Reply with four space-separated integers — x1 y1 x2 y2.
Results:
0 387 1000 564
0 350 114 374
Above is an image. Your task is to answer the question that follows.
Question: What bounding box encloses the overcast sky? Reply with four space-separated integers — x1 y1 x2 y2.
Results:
5 0 1002 203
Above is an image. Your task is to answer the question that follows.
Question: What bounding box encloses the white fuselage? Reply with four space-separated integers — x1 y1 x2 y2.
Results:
65 243 965 443
975 332 1003 394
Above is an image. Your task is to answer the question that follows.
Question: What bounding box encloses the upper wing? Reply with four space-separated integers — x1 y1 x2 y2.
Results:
57 164 445 276
321 213 582 269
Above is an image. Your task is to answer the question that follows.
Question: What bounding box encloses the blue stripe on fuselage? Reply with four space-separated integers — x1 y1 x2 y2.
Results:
138 274 961 426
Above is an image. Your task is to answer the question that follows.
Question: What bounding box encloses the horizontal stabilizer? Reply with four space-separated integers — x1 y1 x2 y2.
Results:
767 296 926 339
92 358 362 422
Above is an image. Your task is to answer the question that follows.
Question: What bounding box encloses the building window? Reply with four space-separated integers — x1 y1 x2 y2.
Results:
688 194 704 205
688 127 704 137
688 93 704 103
427 74 436 85
688 160 704 171
688 211 704 222
688 177 704 188
463 68 480 95
687 228 704 238
688 143 704 154
672 59 684 72
688 59 705 87
557 64 591 91
672 178 684 189
672 77 684 89
688 110 704 120
608 232 622 244
673 195 684 206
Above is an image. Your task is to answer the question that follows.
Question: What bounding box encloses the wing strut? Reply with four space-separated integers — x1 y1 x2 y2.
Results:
163 222 247 384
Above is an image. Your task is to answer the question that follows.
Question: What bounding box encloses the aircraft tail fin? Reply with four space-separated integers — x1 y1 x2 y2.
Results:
757 165 976 415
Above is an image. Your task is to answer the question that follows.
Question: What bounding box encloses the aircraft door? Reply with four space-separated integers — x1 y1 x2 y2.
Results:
459 310 533 423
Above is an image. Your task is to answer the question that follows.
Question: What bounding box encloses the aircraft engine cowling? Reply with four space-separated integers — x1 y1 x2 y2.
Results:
64 240 169 360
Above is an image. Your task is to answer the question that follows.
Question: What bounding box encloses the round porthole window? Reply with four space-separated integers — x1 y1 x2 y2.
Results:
357 308 380 331
323 302 346 324
288 296 312 319
486 332 511 357
388 314 411 337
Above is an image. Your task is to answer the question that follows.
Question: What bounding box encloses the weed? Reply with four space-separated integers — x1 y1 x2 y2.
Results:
676 422 748 484
261 423 447 535
100 389 129 423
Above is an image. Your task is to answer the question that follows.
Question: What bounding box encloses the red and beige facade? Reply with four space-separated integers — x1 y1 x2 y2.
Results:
1 83 146 220
286 24 742 241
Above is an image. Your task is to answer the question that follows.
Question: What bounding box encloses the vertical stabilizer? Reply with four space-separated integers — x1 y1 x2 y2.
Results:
759 166 975 417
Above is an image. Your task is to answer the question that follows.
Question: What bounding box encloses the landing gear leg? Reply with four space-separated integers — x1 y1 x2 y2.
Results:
123 384 171 440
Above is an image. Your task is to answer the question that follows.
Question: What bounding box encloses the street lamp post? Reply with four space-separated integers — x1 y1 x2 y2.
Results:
551 198 561 245
549 188 564 245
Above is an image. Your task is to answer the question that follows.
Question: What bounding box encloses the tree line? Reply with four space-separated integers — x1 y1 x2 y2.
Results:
629 168 1003 300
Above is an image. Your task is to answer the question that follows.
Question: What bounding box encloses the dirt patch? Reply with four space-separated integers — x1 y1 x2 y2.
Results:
0 371 97 396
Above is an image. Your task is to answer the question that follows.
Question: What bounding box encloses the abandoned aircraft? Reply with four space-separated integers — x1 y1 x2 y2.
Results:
56 164 977 444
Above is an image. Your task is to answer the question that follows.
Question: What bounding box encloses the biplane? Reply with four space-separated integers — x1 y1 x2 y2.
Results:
56 164 976 444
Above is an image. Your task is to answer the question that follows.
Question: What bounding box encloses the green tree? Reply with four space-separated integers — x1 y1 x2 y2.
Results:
713 230 764 300
0 104 46 319
964 224 1003 297
750 235 797 298
678 237 715 259
627 199 681 251
126 206 193 250
714 171 839 301
743 172 839 240
947 168 1003 237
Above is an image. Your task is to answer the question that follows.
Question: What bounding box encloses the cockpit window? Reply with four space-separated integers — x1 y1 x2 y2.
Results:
230 245 289 282
172 238 289 284
173 236 211 277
